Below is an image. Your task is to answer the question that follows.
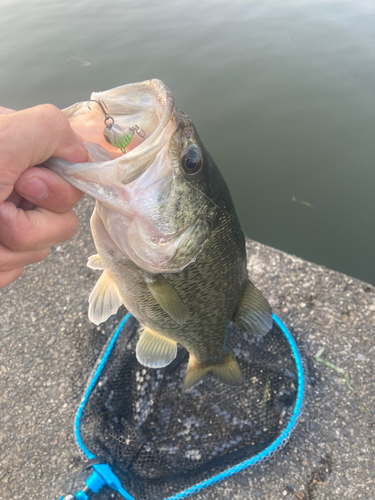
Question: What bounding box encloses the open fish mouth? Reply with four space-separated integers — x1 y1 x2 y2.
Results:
66 79 177 165
44 80 216 274
45 79 178 212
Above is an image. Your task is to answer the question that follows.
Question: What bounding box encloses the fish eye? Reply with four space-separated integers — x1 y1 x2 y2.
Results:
181 145 202 176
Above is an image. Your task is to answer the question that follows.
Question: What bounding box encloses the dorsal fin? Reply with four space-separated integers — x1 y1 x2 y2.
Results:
232 280 273 336
88 271 122 325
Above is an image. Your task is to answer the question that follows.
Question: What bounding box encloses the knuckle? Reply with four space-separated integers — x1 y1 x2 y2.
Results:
36 103 61 119
1 217 43 252
35 104 69 134
10 231 38 251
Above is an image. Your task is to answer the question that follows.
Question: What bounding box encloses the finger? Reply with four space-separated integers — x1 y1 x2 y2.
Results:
5 188 23 207
15 166 83 214
0 243 49 271
19 199 36 210
0 104 88 203
5 188 35 209
0 202 79 252
0 267 24 289
0 106 16 116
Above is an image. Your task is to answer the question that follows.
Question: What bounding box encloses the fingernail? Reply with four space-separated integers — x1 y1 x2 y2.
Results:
17 177 49 200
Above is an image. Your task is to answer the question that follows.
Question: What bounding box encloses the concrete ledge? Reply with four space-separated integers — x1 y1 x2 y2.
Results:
1 196 374 499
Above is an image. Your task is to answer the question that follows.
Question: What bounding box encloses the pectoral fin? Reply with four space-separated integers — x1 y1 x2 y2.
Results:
233 280 273 336
136 328 177 368
88 271 122 325
87 254 105 270
143 273 188 325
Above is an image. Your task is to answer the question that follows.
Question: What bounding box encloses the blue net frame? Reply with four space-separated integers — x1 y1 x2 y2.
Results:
62 313 304 500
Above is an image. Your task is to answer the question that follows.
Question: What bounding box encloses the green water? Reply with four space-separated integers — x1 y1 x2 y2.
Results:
1 0 374 284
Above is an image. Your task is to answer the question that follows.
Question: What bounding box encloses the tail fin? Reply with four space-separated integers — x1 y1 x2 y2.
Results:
183 351 242 391
210 352 243 386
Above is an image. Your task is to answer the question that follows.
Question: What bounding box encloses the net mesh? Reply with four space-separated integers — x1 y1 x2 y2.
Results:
77 316 300 500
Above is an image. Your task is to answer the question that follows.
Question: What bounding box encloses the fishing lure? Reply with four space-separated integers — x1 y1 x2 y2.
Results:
87 99 147 154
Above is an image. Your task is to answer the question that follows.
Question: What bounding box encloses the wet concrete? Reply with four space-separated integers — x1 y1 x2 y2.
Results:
1 196 374 500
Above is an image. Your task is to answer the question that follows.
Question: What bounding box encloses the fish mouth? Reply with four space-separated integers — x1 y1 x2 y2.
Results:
66 79 177 163
44 80 215 274
45 79 178 211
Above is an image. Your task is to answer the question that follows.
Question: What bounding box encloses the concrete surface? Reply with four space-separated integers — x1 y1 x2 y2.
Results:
0 196 374 500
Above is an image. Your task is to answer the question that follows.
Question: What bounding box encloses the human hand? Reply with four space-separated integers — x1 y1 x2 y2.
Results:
0 104 88 289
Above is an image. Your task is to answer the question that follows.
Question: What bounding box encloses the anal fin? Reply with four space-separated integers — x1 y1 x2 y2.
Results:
136 328 177 368
233 280 273 336
88 271 122 325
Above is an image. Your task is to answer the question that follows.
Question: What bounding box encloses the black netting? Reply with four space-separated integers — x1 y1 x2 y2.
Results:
78 316 299 500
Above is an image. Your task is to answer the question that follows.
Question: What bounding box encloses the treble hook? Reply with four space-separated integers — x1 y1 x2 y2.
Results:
87 99 115 128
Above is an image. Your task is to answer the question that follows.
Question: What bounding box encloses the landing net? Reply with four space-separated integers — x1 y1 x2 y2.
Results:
67 313 304 500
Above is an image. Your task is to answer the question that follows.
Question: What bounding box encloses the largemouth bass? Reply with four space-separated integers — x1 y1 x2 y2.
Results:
45 79 273 390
